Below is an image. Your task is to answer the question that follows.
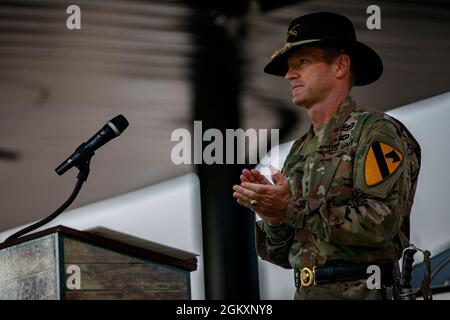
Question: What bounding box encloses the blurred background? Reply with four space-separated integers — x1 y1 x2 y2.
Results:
1 0 449 299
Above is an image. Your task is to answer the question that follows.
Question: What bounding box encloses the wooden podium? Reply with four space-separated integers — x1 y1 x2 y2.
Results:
0 226 198 300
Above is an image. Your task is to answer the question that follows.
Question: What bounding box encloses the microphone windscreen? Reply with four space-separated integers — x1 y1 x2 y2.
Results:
110 114 129 134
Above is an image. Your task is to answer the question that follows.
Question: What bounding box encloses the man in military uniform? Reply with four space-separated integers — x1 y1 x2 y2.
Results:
232 12 421 299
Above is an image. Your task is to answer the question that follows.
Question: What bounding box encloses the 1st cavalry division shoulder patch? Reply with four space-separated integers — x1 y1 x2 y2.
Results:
365 142 403 186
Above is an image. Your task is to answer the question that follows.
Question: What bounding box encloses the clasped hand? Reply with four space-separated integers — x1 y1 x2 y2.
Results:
232 166 291 225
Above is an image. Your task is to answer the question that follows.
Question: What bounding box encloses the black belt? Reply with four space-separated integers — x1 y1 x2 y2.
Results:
294 260 399 288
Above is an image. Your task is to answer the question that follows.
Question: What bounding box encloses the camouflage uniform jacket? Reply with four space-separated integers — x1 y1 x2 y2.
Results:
256 96 421 299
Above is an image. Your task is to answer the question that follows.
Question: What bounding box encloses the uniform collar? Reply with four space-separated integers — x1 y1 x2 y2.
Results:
315 95 357 147
300 96 358 157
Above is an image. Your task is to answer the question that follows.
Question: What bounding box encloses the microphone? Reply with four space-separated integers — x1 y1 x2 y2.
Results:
55 115 129 175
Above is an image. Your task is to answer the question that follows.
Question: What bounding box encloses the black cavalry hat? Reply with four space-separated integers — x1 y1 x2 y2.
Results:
264 12 383 86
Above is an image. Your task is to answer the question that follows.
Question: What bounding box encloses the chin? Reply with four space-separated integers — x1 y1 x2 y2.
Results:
292 97 307 107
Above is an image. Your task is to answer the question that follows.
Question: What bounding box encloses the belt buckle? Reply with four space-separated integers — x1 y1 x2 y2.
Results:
300 266 316 288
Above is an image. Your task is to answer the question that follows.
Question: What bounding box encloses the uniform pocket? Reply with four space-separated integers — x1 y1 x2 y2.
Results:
307 154 342 212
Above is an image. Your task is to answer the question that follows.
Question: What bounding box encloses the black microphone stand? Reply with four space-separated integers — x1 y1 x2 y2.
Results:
4 151 93 243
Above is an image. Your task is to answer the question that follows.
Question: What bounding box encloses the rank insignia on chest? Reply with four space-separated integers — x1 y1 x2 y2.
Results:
365 142 403 186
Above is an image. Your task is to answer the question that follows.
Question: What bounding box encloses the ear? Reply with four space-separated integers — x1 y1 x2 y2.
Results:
335 53 351 80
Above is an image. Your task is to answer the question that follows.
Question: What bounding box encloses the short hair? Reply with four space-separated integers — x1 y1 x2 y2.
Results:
316 45 355 88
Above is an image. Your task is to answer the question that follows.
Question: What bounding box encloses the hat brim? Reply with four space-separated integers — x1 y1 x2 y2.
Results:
264 39 383 86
